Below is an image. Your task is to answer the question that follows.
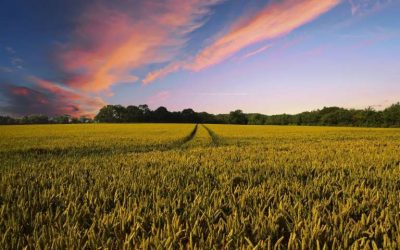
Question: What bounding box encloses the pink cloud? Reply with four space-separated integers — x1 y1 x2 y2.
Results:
28 76 106 117
10 87 30 96
188 0 341 71
143 62 183 85
143 0 340 84
4 1 223 116
58 0 222 92
4 86 51 116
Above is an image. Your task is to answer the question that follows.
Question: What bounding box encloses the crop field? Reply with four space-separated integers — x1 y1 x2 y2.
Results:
1 124 400 249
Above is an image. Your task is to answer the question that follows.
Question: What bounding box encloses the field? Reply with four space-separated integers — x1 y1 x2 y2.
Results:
1 124 400 249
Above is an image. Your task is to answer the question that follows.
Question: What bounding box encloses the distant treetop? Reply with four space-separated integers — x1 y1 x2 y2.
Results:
1 102 400 127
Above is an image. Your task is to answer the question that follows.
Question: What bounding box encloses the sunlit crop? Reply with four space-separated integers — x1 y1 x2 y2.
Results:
1 124 400 249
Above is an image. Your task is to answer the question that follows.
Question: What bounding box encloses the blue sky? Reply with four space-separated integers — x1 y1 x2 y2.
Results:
0 0 399 116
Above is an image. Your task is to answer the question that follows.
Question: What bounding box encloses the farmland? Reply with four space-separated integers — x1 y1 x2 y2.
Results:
1 124 400 249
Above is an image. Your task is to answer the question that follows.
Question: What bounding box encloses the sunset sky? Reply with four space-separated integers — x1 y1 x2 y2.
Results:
1 0 399 117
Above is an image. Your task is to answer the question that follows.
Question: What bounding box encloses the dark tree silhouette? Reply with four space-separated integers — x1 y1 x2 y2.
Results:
229 110 248 124
2 102 400 127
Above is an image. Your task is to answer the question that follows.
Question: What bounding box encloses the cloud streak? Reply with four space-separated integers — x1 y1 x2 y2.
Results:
144 0 341 83
242 44 272 59
349 0 392 15
58 0 222 92
143 62 183 85
189 0 341 71
4 0 377 116
2 0 224 116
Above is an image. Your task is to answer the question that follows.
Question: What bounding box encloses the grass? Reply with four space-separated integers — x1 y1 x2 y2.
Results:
1 124 400 249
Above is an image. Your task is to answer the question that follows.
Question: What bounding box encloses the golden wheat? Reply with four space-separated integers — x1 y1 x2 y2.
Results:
1 124 400 249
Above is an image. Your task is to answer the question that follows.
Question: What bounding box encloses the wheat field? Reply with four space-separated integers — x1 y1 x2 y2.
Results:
1 124 400 249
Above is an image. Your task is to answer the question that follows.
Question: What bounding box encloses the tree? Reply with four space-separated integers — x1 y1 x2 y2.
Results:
198 112 218 124
229 110 248 124
126 105 142 122
52 115 70 124
71 117 80 123
138 104 151 122
320 108 352 126
153 106 171 122
87 101 399 127
181 108 197 123
94 105 126 122
95 105 118 122
0 116 17 125
247 114 265 125
383 103 400 127
113 105 128 122
79 116 93 123
298 111 320 125
20 115 49 124
361 107 382 127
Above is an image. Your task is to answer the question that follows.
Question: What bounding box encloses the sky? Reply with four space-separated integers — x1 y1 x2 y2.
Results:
0 0 399 117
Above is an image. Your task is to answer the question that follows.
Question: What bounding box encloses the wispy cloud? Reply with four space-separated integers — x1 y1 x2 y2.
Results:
143 0 341 84
189 0 341 71
242 44 272 59
1 0 223 116
29 76 106 116
143 62 183 85
349 0 392 16
58 0 222 92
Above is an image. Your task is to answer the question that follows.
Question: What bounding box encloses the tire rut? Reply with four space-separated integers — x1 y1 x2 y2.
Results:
4 124 200 158
179 124 198 146
202 124 222 146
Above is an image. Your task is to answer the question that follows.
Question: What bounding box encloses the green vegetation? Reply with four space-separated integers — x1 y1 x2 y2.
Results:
1 124 400 249
2 102 400 127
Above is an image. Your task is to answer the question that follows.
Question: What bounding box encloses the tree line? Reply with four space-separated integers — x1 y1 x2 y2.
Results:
0 115 93 125
1 102 399 127
247 104 400 127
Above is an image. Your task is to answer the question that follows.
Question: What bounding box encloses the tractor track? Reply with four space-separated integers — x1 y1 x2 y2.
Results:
2 124 227 159
179 124 198 145
202 124 222 146
3 124 200 158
